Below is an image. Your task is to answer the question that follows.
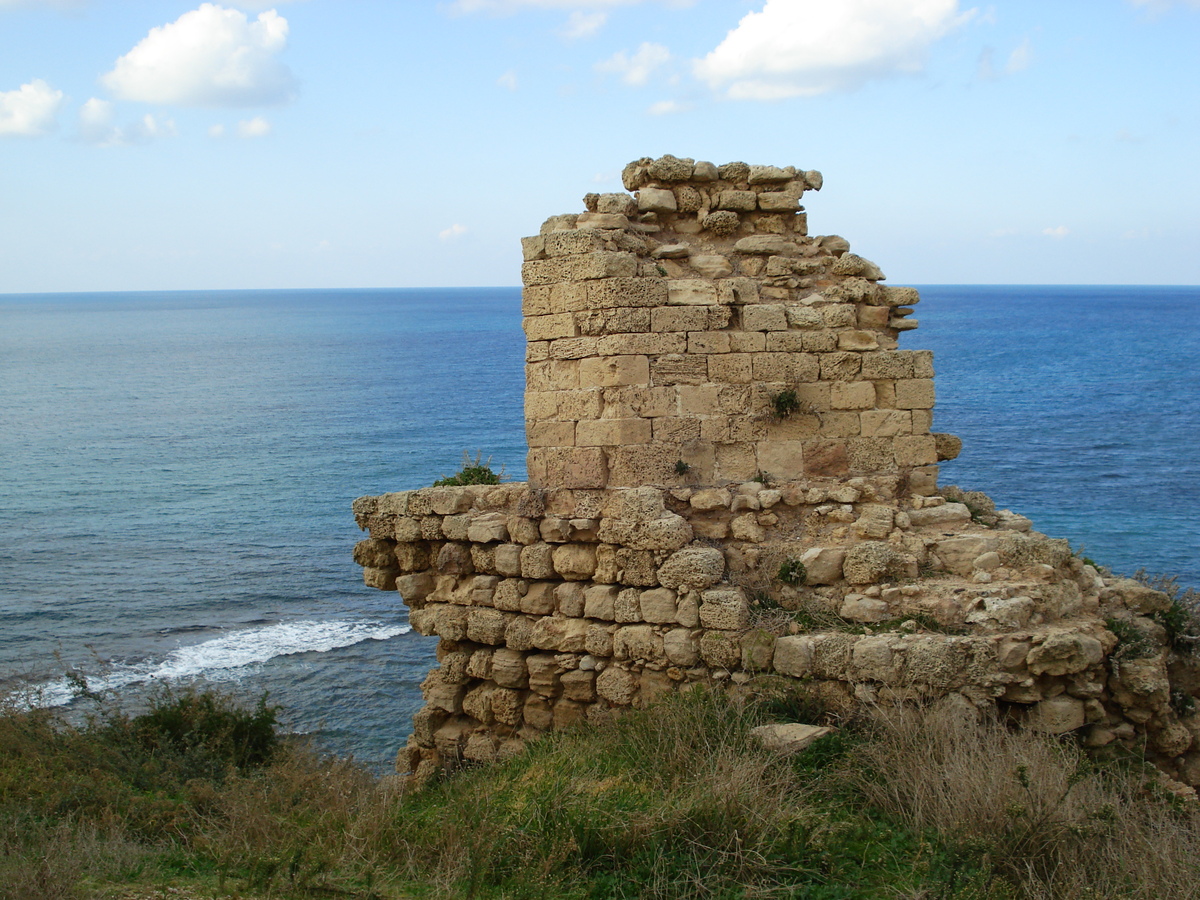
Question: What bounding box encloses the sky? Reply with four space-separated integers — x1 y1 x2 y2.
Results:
1 0 1197 293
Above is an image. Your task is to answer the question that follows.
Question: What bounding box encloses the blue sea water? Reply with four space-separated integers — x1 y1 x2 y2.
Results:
0 285 1196 769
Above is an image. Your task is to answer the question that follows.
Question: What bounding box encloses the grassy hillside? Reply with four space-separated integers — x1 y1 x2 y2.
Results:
2 682 1198 899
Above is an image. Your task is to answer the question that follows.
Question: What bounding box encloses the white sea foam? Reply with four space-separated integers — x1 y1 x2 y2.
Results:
33 619 410 708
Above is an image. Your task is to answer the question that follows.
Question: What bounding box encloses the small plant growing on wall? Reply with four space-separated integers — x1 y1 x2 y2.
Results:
433 451 504 487
674 460 691 476
769 388 802 420
778 558 807 586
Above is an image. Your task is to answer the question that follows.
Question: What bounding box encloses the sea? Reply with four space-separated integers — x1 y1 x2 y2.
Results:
1 285 1197 770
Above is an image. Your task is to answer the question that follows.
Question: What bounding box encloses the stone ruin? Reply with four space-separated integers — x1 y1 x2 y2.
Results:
353 154 1200 787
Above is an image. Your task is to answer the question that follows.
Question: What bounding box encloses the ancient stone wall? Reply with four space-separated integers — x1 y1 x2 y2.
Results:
354 156 1200 789
520 156 944 492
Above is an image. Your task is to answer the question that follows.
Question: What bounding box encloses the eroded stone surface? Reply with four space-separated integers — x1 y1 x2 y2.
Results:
359 154 1200 789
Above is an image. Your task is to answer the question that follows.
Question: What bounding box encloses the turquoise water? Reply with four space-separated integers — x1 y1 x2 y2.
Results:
0 285 1196 768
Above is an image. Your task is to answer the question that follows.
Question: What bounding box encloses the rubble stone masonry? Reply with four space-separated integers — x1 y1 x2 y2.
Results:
354 156 1200 789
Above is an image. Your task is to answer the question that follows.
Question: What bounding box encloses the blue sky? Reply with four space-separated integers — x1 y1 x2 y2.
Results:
1 0 1197 292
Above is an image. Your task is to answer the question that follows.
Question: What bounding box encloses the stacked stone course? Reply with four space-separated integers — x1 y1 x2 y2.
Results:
354 155 1200 789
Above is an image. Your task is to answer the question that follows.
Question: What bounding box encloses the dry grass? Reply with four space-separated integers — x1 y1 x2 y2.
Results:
852 704 1200 899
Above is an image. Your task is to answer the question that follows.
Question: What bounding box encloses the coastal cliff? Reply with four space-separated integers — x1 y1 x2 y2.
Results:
354 155 1200 787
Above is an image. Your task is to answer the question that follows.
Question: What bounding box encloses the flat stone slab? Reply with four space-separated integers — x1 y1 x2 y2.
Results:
750 722 835 754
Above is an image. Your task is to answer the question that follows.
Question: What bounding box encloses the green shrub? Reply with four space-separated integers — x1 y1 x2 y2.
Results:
432 450 504 487
778 558 807 586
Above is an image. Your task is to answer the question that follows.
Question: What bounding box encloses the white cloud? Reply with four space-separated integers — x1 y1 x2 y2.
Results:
451 0 694 12
561 10 606 38
695 0 974 100
1042 226 1070 239
1005 36 1032 73
79 98 177 145
978 36 1032 80
647 99 687 115
1127 0 1200 10
497 69 519 90
237 115 270 137
439 224 468 240
102 3 297 107
0 79 63 137
596 42 671 86
208 123 226 137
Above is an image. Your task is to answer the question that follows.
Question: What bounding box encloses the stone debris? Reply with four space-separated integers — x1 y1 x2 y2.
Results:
354 155 1200 788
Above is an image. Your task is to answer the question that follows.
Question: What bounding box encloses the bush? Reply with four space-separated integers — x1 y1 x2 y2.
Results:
432 450 504 487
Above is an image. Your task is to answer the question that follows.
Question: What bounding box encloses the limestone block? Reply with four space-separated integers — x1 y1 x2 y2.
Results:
752 352 819 384
1027 632 1105 676
596 333 686 358
421 671 465 714
934 433 963 461
586 277 669 309
851 634 901 680
585 622 616 657
818 351 861 382
700 630 742 669
755 441 804 480
615 587 643 623
837 331 880 352
743 304 789 332
966 596 1035 629
520 582 556 615
690 255 734 278
466 608 509 645
728 331 766 353
656 547 726 592
730 513 765 542
853 504 895 539
614 625 663 661
895 379 936 410
861 351 915 380
467 512 509 543
676 592 701 627
552 543 598 580
831 254 884 280
524 313 577 342
894 434 938 467
751 723 833 755
503 615 535 651
830 382 875 410
734 236 801 256
539 517 571 543
802 439 849 477
520 543 555 579
663 628 700 666
526 360 580 392
774 636 816 678
531 615 588 653
638 187 677 213
525 654 561 698
604 445 677 489
576 307 651 336
699 587 751 630
908 503 971 527
524 695 554 730
396 572 435 602
362 567 397 591
579 355 650 388
1027 696 1086 734
462 684 498 725
741 629 775 671
534 447 609 490
393 516 422 542
758 192 800 211
616 547 661 585
798 548 846 585
842 542 916 585
688 331 731 355
581 584 616 620
652 416 701 442
555 582 586 617
576 418 652 447
668 279 719 306
597 666 638 705
602 385 677 418
933 536 995 576
558 251 637 282
859 306 890 328
1100 578 1171 614
561 669 597 703
640 587 679 623
716 189 757 211
690 488 732 511
840 594 890 623
857 410 909 438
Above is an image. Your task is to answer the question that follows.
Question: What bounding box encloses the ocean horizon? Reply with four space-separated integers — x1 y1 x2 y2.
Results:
1 283 1197 768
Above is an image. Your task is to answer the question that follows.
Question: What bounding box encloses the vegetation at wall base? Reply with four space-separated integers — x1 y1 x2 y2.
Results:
2 683 1200 899
431 451 504 487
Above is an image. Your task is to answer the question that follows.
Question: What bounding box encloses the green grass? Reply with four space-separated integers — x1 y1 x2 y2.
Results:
2 684 1199 899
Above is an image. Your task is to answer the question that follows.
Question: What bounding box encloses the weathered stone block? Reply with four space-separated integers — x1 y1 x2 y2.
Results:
699 587 750 630
895 379 936 409
552 543 598 580
668 279 718 306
